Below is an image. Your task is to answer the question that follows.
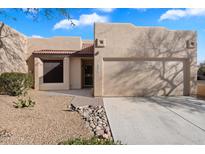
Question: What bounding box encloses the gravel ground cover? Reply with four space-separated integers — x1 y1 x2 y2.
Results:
0 90 92 144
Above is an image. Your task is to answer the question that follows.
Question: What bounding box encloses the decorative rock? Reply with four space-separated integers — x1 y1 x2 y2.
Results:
95 129 104 136
104 126 110 133
90 123 95 129
72 104 112 139
95 126 101 131
107 132 112 137
67 103 76 111
83 111 90 119
98 125 103 129
102 134 109 139
85 122 90 128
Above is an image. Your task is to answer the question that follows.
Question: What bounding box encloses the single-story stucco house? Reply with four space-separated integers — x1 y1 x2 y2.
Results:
0 22 197 97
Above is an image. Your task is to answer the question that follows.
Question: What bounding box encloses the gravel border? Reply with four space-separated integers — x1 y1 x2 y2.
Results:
68 104 113 139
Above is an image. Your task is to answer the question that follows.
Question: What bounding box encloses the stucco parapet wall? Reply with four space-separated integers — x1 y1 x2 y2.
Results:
27 36 82 57
83 40 94 44
94 22 197 96
94 23 197 59
95 22 196 33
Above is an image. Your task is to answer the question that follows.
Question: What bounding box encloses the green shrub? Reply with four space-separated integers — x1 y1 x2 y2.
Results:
58 137 121 145
0 72 33 96
13 97 35 108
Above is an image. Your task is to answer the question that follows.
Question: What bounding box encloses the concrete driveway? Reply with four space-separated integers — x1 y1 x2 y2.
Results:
103 96 205 144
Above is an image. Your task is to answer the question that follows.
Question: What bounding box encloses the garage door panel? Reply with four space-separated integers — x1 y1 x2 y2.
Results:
103 60 184 96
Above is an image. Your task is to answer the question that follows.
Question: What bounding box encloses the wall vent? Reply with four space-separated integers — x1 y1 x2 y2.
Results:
96 39 106 47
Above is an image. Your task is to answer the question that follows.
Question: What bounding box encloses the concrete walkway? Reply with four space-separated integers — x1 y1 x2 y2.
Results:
41 89 103 107
104 96 205 144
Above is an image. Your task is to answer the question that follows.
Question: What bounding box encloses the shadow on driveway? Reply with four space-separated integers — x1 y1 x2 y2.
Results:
103 96 205 144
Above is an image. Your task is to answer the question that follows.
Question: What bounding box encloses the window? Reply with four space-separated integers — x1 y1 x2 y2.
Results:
43 60 63 83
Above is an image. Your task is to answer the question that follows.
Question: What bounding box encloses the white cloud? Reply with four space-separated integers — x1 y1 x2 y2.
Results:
159 8 205 21
79 13 108 25
53 19 79 30
30 35 43 38
96 8 115 13
53 13 109 30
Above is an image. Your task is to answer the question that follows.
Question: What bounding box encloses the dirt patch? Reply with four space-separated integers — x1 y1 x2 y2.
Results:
0 90 92 144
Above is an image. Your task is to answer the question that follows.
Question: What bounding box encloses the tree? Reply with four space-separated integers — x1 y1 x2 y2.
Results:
0 8 72 22
0 8 74 72
0 8 74 38
0 8 74 48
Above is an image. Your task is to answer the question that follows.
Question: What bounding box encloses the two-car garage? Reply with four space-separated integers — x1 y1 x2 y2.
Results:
94 23 197 97
103 58 189 96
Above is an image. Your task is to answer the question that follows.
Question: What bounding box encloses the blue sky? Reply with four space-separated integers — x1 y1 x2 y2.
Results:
0 8 205 63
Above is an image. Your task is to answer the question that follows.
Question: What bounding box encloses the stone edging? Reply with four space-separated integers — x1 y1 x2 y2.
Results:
68 104 112 139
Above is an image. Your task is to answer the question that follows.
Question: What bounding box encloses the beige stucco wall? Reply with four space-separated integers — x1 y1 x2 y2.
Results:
103 60 186 96
34 56 70 90
94 23 197 96
30 38 94 91
27 37 82 75
0 22 197 95
28 37 84 90
34 56 84 90
70 57 82 89
34 57 43 90
28 37 81 52
0 23 89 92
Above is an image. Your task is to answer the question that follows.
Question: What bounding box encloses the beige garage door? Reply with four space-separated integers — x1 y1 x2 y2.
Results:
103 59 186 96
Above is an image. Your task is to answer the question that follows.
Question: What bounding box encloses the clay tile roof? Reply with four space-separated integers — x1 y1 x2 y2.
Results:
33 43 94 57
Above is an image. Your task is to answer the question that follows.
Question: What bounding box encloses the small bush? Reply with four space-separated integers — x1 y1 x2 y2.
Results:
0 72 33 96
13 97 35 108
58 137 121 145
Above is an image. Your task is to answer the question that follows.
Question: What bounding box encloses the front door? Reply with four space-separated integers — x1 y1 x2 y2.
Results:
82 60 93 88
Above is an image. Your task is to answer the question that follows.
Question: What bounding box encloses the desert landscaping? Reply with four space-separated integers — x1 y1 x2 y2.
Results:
0 90 93 144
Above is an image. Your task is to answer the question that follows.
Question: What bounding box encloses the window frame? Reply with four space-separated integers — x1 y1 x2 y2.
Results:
43 60 64 83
